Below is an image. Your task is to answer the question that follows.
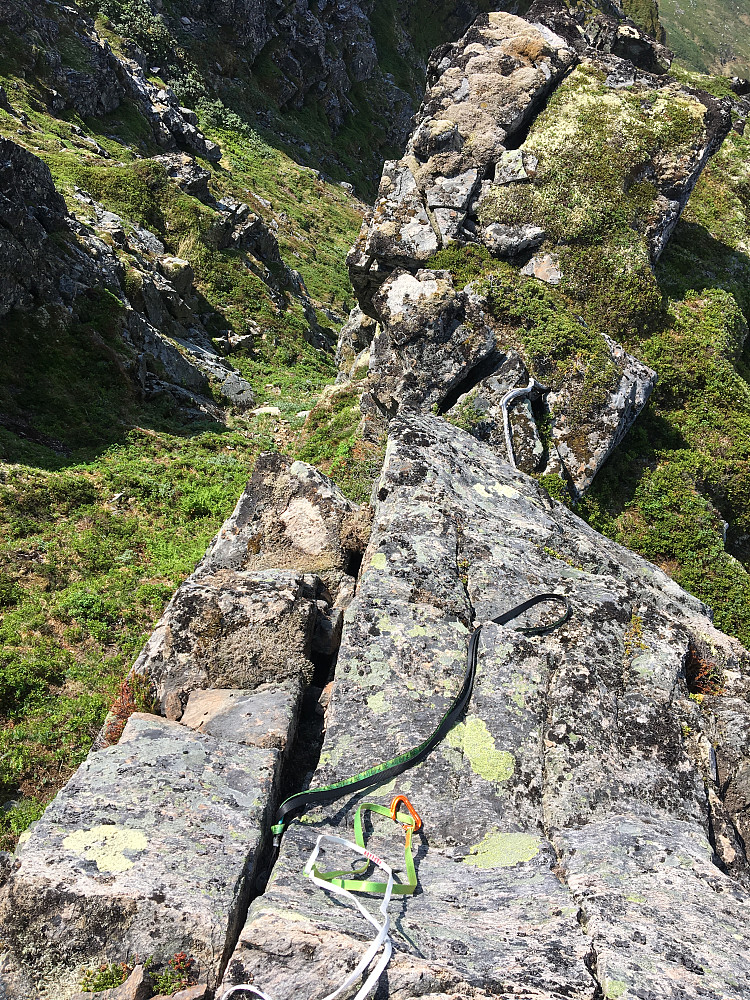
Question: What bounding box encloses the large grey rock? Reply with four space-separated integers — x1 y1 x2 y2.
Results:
221 415 750 1000
359 267 655 494
365 268 497 422
0 714 279 993
548 333 657 496
132 568 320 717
94 455 360 739
201 452 361 583
180 681 301 752
347 12 576 311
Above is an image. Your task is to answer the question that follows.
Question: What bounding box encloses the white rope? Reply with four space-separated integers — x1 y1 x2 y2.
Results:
219 833 395 1000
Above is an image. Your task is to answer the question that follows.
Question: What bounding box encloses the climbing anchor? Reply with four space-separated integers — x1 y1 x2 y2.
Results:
500 377 548 470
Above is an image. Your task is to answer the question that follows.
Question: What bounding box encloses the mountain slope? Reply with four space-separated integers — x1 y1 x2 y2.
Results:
660 0 750 76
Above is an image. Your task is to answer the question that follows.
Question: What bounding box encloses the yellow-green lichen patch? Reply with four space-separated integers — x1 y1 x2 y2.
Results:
447 715 515 781
463 829 542 868
367 691 389 715
63 824 148 873
370 552 387 570
605 980 628 999
491 482 520 499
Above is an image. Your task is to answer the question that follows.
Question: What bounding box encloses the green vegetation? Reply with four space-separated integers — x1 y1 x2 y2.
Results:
149 952 197 994
478 64 703 338
295 386 386 504
622 0 664 39
579 127 750 647
80 962 133 992
429 245 619 420
0 421 272 851
659 0 750 77
78 951 197 994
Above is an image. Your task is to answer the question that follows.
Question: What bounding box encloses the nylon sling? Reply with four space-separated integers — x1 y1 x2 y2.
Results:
271 592 571 846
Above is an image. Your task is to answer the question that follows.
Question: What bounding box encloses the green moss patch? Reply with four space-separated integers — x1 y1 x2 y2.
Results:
478 64 707 338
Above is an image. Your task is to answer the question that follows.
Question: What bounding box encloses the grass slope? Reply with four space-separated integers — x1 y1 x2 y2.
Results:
0 1 382 848
660 0 750 77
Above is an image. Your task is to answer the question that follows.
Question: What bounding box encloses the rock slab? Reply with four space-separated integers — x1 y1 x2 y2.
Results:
221 414 750 1000
0 714 279 992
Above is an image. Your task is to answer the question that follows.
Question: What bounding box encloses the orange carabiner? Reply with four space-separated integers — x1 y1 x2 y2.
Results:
389 794 422 832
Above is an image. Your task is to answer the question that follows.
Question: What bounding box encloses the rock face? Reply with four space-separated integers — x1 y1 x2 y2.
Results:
0 1 219 161
124 453 361 716
355 263 656 495
4 425 750 999
221 414 750 1000
346 4 687 312
347 12 578 309
0 134 269 422
0 137 68 318
0 458 364 998
0 714 277 991
344 1 733 496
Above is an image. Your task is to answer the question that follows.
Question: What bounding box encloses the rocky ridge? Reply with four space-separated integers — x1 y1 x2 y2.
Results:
344 6 732 497
3 3 750 1000
3 413 750 999
0 130 335 424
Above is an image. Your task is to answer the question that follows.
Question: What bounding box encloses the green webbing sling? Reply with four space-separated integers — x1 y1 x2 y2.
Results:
309 795 422 894
271 592 571 847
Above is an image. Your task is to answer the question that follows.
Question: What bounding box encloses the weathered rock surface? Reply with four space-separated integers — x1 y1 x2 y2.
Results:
357 265 656 495
201 452 362 585
547 333 657 495
477 51 732 264
0 136 68 318
346 1 687 313
180 681 301 751
0 714 278 993
347 12 577 311
222 414 750 1000
135 569 321 717
128 453 363 716
345 3 712 495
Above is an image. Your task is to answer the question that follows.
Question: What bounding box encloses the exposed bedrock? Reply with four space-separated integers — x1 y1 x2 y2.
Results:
0 714 278 991
126 453 366 719
356 266 656 496
0 456 367 998
345 5 711 313
221 414 750 1000
344 2 732 497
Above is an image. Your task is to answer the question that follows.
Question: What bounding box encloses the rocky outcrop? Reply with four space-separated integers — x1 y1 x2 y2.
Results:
343 1 735 496
221 413 750 1000
346 6 686 311
0 137 68 318
0 714 278 992
4 416 750 998
0 457 366 998
347 12 578 308
123 453 363 717
352 263 656 495
0 134 322 423
0 0 220 161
